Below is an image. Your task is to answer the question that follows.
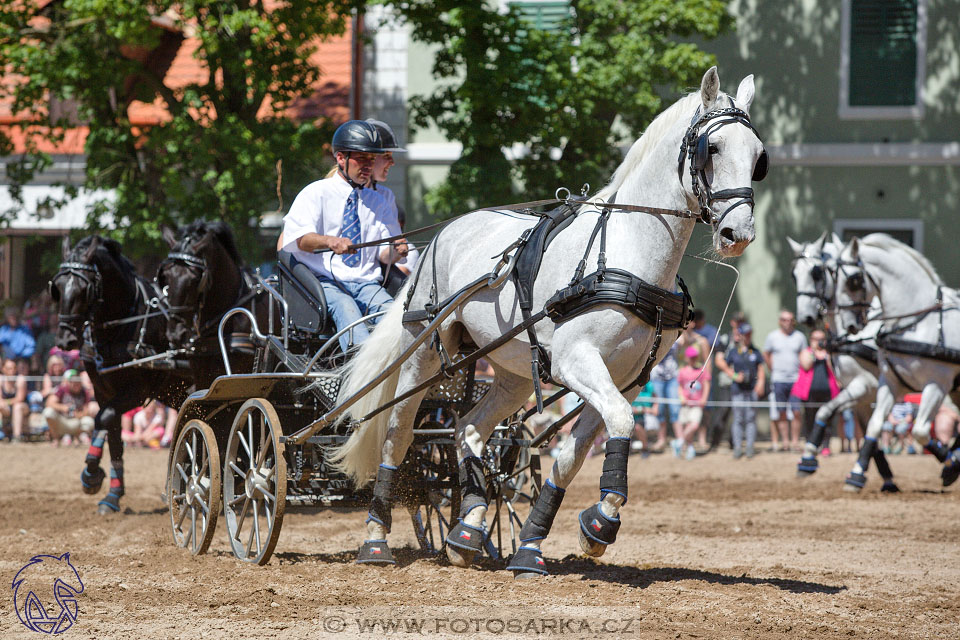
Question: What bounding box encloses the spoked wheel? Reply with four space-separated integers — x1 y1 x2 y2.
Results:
397 432 461 556
168 419 221 555
485 420 540 560
223 398 287 565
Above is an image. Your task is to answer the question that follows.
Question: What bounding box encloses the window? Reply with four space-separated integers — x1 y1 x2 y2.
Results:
839 0 927 119
834 218 923 251
509 1 572 33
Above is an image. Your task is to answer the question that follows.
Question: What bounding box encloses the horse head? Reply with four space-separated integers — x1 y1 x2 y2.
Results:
835 236 877 335
160 221 242 349
684 67 765 257
788 231 839 327
51 236 102 351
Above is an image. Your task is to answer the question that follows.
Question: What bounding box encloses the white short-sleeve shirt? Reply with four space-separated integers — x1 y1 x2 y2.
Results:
281 177 401 283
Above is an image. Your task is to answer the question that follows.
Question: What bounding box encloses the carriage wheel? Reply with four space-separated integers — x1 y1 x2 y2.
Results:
485 421 540 560
168 419 221 555
397 435 461 556
222 398 287 565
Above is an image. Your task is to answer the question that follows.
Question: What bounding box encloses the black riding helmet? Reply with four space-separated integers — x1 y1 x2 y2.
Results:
365 118 406 153
332 120 385 154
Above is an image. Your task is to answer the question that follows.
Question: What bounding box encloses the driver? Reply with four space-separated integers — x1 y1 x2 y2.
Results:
280 120 407 351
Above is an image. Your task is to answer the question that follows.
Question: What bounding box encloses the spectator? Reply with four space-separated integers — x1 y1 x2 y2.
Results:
791 329 840 455
43 369 95 446
0 308 36 362
716 323 765 458
674 346 711 460
881 401 916 455
691 309 718 346
933 398 959 448
840 407 861 453
0 357 28 441
133 402 168 449
649 342 680 452
763 310 807 452
706 311 746 451
41 354 67 400
630 380 659 455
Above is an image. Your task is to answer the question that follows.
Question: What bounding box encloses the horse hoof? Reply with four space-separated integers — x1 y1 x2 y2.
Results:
941 455 960 487
97 502 119 515
97 492 122 514
513 571 542 580
880 481 900 493
796 457 818 478
844 472 866 492
842 483 862 493
506 546 548 577
445 545 475 568
81 466 105 495
356 540 396 565
578 529 606 558
796 469 816 479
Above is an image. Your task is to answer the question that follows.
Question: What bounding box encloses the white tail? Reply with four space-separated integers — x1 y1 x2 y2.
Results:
328 287 409 486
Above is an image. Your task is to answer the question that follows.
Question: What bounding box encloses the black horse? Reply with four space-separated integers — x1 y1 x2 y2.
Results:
157 220 266 373
50 236 193 514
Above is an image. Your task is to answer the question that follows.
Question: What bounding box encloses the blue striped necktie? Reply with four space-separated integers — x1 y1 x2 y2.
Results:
340 188 361 267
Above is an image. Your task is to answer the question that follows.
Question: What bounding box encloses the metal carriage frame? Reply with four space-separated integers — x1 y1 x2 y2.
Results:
165 258 544 566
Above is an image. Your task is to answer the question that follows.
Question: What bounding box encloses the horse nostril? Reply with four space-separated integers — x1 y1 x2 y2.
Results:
719 227 736 243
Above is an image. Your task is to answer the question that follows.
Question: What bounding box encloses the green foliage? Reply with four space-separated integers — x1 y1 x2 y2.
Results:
0 0 361 256
391 0 733 215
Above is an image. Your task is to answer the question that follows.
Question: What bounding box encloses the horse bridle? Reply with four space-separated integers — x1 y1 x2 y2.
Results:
678 98 768 226
792 251 837 318
49 261 102 334
835 256 881 328
158 251 209 333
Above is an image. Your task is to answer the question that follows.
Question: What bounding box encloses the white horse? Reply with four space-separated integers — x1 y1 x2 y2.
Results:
835 234 960 489
331 67 765 575
787 233 898 491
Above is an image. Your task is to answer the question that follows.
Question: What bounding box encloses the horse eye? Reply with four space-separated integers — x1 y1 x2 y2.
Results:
811 266 823 282
708 144 719 155
848 274 864 291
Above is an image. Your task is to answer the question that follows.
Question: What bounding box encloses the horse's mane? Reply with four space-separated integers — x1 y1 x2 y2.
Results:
596 91 718 202
177 220 244 266
73 235 136 274
860 233 942 285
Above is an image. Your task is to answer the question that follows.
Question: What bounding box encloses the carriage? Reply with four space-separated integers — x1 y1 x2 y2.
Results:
164 250 544 565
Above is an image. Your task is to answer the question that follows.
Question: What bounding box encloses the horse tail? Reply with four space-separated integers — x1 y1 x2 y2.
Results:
328 286 409 486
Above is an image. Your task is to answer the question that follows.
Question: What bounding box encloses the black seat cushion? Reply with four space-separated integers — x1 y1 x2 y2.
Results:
278 250 330 335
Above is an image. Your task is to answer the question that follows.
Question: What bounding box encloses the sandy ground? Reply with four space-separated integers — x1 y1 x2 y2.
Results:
1 441 958 639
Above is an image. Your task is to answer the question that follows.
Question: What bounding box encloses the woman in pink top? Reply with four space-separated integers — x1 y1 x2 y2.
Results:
672 346 712 460
791 329 840 454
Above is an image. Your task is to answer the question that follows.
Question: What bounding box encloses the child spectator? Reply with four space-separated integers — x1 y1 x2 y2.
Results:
0 357 28 441
673 346 711 460
630 380 659 455
882 401 916 455
43 369 96 446
134 402 168 449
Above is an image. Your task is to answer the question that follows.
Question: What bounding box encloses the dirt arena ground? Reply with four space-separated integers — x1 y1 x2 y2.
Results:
1 442 957 639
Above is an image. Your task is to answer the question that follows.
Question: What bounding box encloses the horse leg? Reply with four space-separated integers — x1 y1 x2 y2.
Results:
798 388 851 477
97 405 127 514
845 383 895 492
445 368 532 567
81 406 111 495
507 405 603 578
911 383 960 486
358 346 441 565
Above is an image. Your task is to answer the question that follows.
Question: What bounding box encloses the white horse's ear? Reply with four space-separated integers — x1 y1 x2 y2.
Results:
701 66 720 112
812 231 827 253
831 232 843 247
786 236 804 256
847 236 861 259
735 74 755 112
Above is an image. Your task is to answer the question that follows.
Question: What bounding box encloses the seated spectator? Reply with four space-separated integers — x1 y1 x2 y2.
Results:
673 346 711 460
630 380 659 455
0 357 28 441
934 397 959 448
0 308 36 362
43 369 96 446
135 402 168 449
41 354 67 400
881 401 916 455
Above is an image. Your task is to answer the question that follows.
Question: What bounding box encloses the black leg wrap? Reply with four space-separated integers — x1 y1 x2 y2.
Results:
518 480 566 542
808 420 828 449
599 437 630 503
506 545 548 576
872 449 894 480
367 464 395 533
578 502 621 546
924 439 950 463
357 539 396 565
941 450 960 487
458 456 487 519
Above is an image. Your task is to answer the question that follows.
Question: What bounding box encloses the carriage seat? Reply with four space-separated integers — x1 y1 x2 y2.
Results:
277 250 332 336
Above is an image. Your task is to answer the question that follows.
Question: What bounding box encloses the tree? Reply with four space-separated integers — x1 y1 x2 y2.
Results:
0 0 361 256
391 0 733 215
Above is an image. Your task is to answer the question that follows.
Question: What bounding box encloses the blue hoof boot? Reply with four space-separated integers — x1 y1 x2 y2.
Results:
844 472 866 491
796 456 818 477
506 546 548 578
81 466 105 494
880 480 900 493
357 540 396 565
97 491 122 514
941 453 960 487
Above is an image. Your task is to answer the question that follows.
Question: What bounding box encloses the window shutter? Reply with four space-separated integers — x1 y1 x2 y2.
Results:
509 1 572 33
849 0 919 106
